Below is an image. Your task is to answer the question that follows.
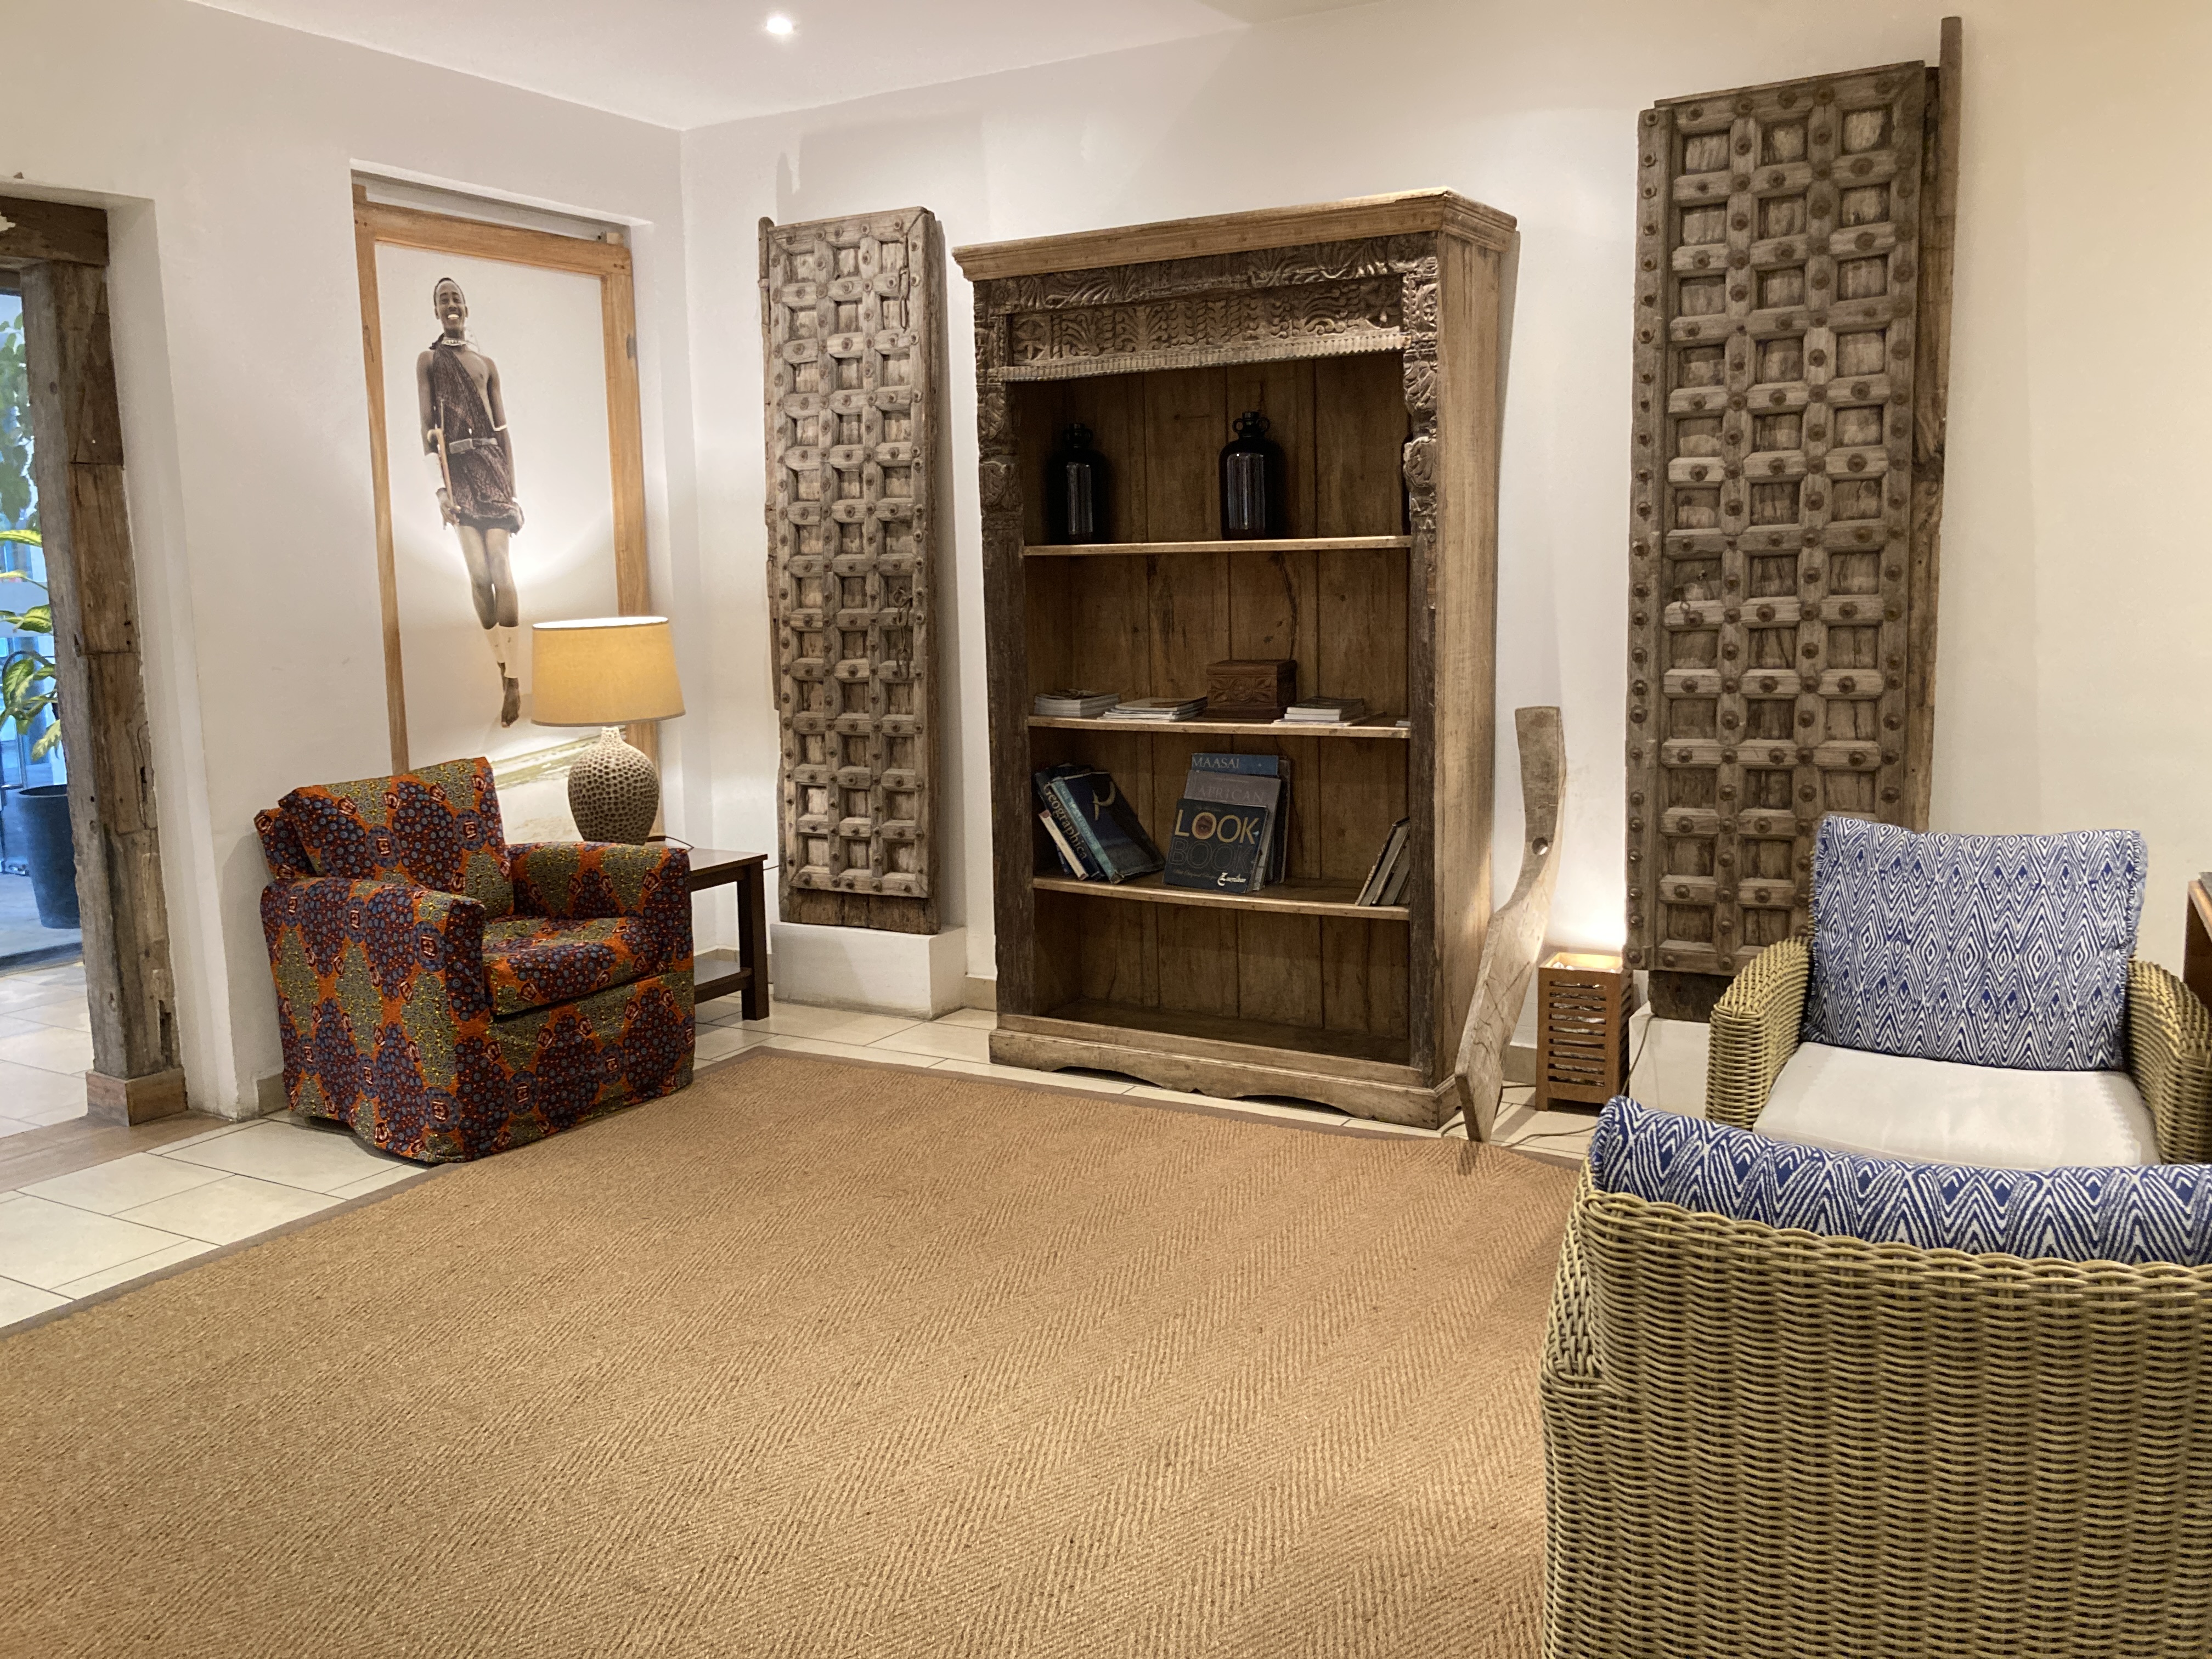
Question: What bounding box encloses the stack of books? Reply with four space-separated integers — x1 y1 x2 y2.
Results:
1034 689 1121 718
1034 763 1165 883
1276 696 1369 726
1356 818 1413 907
1164 753 1289 896
1103 696 1207 723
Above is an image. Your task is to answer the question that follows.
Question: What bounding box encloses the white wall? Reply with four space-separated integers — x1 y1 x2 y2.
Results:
682 0 2212 983
12 0 701 1113
16 0 2212 1114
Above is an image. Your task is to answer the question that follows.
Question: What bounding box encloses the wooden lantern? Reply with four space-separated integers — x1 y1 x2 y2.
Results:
1535 953 1632 1110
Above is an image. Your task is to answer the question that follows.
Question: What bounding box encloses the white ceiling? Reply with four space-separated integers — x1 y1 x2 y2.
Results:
189 0 1376 130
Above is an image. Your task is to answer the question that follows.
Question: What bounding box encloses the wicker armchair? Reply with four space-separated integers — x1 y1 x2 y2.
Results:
1710 938 2212 1163
1541 1167 2212 1657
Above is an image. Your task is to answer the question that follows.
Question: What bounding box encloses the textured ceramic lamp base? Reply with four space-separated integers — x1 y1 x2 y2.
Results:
567 727 659 844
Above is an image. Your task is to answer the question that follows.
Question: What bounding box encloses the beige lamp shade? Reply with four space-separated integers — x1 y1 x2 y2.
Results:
531 616 685 727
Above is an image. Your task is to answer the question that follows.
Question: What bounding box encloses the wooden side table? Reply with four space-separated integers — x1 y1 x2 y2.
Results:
2187 879 2212 1013
684 848 770 1021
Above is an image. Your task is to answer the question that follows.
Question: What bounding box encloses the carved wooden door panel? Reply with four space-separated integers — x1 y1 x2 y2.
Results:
1626 62 1939 990
760 207 943 934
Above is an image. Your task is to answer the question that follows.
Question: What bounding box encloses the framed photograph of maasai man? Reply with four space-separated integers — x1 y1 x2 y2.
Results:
351 188 653 774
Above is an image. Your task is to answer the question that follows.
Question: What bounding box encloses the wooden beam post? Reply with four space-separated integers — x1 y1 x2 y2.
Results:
1906 16 1963 830
21 257 185 1122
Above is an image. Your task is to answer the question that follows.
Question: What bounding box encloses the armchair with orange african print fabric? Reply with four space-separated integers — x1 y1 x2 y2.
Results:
254 757 693 1163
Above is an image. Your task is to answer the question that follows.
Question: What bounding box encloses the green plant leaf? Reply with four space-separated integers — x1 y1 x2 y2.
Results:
2 649 53 715
0 315 32 527
29 722 62 762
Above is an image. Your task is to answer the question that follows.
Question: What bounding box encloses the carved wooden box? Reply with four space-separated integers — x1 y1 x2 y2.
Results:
1206 659 1296 721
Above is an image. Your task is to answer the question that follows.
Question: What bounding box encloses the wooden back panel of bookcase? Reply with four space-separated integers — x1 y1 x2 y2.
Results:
958 192 1510 1099
1016 359 1413 1052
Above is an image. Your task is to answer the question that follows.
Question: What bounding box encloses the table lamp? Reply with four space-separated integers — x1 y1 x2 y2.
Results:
530 616 684 843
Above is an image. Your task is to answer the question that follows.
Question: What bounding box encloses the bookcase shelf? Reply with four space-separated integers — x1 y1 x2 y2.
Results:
1026 715 1409 740
957 190 1511 1129
1017 999 1415 1073
1032 871 1408 921
1024 535 1410 558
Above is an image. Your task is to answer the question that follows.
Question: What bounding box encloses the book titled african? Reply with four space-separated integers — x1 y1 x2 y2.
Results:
1165 765 1283 895
1034 763 1164 883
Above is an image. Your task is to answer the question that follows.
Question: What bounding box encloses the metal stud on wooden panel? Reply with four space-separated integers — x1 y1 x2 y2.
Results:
1626 50 1955 998
760 208 944 932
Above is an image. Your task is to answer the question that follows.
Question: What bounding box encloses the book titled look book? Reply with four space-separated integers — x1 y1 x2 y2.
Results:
1165 753 1288 895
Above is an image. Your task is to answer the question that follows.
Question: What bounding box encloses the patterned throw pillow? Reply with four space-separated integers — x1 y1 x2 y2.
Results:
278 757 514 918
1589 1097 2212 1266
1802 817 2145 1071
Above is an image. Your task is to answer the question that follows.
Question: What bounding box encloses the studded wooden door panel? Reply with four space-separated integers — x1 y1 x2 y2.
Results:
1626 62 1936 982
760 207 943 933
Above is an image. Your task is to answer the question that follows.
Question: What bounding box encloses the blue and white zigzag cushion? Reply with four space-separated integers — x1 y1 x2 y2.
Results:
1802 817 2145 1071
1589 1097 2212 1266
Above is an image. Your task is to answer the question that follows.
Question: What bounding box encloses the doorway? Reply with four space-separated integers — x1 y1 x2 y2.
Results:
0 285 83 975
0 195 184 1125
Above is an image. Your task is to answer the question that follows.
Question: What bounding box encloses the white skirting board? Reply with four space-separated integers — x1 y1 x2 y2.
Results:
769 923 969 1020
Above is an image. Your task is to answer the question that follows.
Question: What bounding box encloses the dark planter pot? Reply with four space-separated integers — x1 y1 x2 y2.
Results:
17 783 81 929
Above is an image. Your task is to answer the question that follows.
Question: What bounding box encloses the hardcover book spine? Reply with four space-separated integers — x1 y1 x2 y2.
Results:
1046 777 1122 881
1035 777 1102 879
1039 811 1087 878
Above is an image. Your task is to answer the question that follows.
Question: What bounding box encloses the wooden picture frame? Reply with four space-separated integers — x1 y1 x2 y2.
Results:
351 189 654 774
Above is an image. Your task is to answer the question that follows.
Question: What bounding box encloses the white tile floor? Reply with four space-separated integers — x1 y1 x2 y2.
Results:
0 1115 421 1324
0 978 1652 1335
0 961 97 1139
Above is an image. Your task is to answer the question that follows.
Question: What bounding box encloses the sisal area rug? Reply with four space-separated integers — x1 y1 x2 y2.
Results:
0 1052 1574 1658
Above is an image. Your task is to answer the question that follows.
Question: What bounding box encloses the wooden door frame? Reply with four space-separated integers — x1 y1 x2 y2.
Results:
3 194 187 1123
351 189 658 772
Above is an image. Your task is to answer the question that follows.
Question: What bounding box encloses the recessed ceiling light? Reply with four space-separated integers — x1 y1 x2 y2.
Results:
765 14 795 36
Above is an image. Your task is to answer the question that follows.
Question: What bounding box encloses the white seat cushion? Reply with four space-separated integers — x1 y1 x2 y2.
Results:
1757 1042 2160 1170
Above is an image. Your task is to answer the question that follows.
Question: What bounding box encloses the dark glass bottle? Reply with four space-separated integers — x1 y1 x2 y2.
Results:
1044 424 1109 545
1220 410 1285 539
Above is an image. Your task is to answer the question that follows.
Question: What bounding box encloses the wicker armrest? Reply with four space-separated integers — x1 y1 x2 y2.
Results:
2128 959 2212 1164
1704 935 1810 1130
1541 1172 1604 1387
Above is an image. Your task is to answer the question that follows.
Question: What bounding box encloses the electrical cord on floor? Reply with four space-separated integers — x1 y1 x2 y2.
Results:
1496 1013 1658 1148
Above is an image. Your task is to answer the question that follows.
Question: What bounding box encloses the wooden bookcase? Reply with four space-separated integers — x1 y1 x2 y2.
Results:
954 191 1513 1126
